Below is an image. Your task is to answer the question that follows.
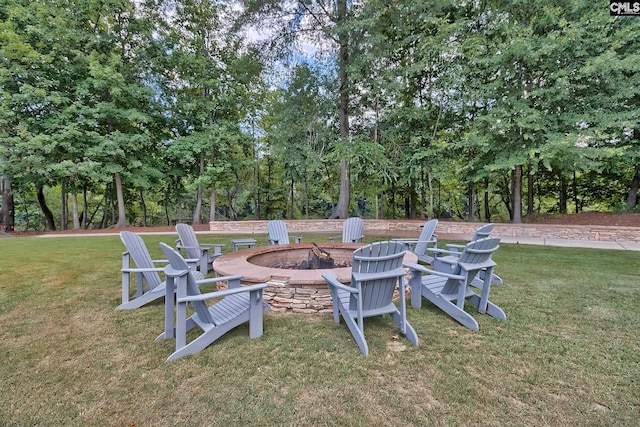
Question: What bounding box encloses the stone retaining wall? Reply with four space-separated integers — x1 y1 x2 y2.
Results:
209 219 640 243
437 222 640 243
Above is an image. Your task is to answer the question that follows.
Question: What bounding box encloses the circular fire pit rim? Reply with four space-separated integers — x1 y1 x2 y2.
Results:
212 242 363 286
212 242 418 286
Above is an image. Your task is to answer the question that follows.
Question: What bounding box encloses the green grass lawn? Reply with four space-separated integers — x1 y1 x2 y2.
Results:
1 233 638 426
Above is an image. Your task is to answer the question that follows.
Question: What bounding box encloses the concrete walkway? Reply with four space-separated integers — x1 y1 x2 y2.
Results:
480 235 640 251
377 230 640 251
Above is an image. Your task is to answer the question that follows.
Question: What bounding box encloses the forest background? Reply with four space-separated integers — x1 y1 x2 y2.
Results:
1 0 639 232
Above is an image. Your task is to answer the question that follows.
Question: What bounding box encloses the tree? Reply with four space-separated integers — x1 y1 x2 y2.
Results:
239 0 358 218
142 0 263 224
1 0 157 229
262 64 336 218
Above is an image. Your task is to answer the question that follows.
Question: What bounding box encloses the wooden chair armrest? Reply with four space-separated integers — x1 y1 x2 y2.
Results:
351 267 406 283
392 238 418 244
193 274 243 286
179 283 268 303
428 247 457 256
196 243 225 249
403 262 429 273
323 273 359 293
122 267 165 273
404 262 465 280
445 243 465 250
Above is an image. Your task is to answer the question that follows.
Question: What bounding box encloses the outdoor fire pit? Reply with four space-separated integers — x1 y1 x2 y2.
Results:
212 242 417 313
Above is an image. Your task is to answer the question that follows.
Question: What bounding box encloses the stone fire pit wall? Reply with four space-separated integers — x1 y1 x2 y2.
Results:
265 280 334 314
216 279 409 314
214 277 335 314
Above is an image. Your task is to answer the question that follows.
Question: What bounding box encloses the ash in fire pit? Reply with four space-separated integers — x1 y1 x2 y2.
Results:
271 242 349 270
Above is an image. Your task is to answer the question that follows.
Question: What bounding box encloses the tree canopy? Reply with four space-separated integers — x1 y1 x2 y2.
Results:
1 0 638 230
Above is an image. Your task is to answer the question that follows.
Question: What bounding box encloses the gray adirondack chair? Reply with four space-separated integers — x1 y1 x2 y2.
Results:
329 217 364 243
440 223 494 254
392 219 438 264
156 243 269 361
404 237 506 331
118 231 202 310
267 220 302 245
322 241 418 356
431 223 503 286
175 223 224 273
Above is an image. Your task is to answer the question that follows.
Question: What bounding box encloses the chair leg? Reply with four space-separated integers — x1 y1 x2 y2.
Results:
167 313 250 361
162 277 175 339
466 294 507 321
422 286 479 331
341 311 369 356
199 255 208 276
391 311 418 346
117 285 165 310
329 287 341 324
248 290 264 339
408 271 423 309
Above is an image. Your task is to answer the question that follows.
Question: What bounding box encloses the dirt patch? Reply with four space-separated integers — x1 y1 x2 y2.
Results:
523 212 639 227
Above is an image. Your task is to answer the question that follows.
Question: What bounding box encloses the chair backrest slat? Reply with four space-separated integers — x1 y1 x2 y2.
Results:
350 241 406 311
414 219 438 256
160 243 214 325
443 237 500 293
472 223 494 241
120 231 163 289
342 217 364 243
267 220 290 244
175 223 201 260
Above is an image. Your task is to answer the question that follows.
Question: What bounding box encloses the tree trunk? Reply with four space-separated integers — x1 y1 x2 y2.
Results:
71 192 80 230
193 152 204 225
428 168 434 219
163 187 171 226
420 168 426 219
140 188 147 227
101 184 111 229
558 172 567 214
573 171 580 213
253 137 260 219
82 186 88 229
289 176 295 218
332 159 350 219
468 183 476 222
37 186 56 230
1 171 15 232
404 190 411 219
303 176 309 218
330 0 350 219
114 171 127 227
512 166 522 224
60 182 67 231
501 173 512 221
484 178 491 222
527 162 534 215
209 184 217 222
209 148 218 222
626 166 640 208
390 181 397 219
